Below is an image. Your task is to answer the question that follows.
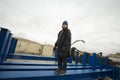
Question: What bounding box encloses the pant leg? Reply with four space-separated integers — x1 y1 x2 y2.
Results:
58 56 62 69
62 56 67 70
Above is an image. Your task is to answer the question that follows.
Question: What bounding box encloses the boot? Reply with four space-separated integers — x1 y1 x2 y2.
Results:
60 70 66 75
54 69 61 74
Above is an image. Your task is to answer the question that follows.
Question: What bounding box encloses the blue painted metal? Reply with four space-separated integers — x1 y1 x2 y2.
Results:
0 65 100 71
0 28 11 62
88 56 92 66
67 57 72 63
105 57 109 69
116 67 119 80
112 66 120 80
113 67 117 80
96 55 98 66
7 54 73 63
82 52 87 66
75 50 78 65
7 54 57 61
0 62 90 66
0 69 113 80
0 27 119 80
8 38 18 54
91 53 97 71
1 33 12 62
99 57 103 70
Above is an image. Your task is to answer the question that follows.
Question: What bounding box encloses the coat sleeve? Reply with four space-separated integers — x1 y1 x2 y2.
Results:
55 38 58 47
55 31 60 47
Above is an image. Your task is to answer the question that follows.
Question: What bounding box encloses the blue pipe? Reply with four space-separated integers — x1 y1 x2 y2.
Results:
75 51 78 65
82 52 87 66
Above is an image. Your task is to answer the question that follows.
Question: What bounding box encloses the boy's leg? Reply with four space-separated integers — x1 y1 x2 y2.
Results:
60 56 67 75
58 56 62 69
55 56 62 73
62 56 67 70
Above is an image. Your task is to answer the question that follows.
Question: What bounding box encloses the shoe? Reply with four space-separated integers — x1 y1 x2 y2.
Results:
54 69 61 74
60 70 66 75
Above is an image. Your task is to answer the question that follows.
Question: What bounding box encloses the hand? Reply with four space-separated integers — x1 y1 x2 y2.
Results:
56 46 58 48
53 46 58 51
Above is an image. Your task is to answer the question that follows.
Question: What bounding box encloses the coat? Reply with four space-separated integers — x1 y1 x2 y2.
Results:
55 28 71 57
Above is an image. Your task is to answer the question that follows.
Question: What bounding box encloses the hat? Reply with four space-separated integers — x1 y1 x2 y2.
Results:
62 21 68 25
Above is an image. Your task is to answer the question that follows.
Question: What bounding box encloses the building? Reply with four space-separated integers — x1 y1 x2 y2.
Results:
15 37 54 56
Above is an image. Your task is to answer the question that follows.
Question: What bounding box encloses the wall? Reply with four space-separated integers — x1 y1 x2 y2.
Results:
42 45 54 56
15 38 54 56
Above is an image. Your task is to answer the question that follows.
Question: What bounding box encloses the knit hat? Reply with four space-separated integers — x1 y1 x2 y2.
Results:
62 21 68 25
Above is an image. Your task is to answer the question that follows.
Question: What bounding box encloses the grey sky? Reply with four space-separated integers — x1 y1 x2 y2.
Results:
0 0 120 55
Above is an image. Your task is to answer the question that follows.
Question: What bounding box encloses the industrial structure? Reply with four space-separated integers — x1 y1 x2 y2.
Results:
0 27 119 80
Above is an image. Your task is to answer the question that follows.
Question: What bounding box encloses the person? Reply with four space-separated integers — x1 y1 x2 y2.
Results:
54 21 71 75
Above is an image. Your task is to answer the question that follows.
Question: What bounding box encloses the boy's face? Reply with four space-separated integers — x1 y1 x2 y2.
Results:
62 24 68 29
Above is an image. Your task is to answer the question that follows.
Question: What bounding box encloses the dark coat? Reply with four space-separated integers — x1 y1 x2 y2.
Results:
55 28 71 57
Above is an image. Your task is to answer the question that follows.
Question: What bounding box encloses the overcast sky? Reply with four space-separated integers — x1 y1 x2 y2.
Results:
0 0 120 55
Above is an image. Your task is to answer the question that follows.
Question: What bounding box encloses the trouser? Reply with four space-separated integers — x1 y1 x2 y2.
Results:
58 55 67 70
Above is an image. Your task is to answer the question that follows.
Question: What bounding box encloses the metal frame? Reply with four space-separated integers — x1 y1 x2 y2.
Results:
0 27 119 80
8 38 18 54
0 28 11 62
